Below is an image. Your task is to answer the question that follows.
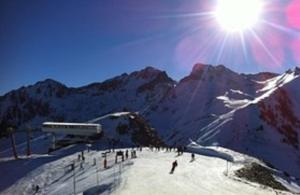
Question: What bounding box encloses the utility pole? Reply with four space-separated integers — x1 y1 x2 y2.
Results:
96 160 99 186
52 133 56 150
26 126 31 156
117 160 122 185
226 160 229 176
73 161 76 195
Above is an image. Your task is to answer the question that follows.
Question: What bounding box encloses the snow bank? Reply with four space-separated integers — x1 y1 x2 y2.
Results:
187 142 234 162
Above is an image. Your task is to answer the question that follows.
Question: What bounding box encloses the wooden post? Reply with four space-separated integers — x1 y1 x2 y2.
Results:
26 127 31 156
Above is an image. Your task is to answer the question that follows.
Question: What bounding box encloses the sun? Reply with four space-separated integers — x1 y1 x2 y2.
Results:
215 0 263 32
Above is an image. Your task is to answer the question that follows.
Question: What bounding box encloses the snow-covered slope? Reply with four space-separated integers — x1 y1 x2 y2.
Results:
144 64 262 141
193 68 300 178
2 146 299 195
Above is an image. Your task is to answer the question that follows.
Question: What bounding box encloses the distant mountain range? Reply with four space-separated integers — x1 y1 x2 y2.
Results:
1 64 300 178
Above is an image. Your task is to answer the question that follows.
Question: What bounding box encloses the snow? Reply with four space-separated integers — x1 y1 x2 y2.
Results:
187 142 234 162
88 112 131 123
216 70 299 111
256 71 298 94
230 89 251 96
1 146 298 195
216 95 250 109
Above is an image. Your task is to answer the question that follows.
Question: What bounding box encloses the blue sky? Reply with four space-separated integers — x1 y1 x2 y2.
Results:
1 0 300 95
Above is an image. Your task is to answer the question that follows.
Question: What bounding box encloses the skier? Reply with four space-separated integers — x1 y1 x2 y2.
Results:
125 150 129 159
71 163 75 171
81 151 85 161
35 185 40 193
191 153 195 161
104 158 107 169
170 160 178 174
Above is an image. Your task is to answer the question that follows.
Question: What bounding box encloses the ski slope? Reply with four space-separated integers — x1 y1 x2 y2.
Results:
1 146 299 195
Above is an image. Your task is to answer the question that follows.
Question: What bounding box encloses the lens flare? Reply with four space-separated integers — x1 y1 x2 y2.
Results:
215 0 263 32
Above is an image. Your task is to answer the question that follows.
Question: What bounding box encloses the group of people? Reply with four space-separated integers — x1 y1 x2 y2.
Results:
148 145 187 155
78 151 85 162
115 149 138 163
149 146 177 152
176 146 186 156
125 149 137 159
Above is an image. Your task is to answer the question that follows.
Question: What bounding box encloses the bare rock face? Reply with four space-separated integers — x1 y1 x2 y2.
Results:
235 163 288 191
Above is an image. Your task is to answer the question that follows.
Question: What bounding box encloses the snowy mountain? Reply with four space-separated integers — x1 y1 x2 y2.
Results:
0 66 175 135
1 64 300 179
144 65 300 178
192 68 300 178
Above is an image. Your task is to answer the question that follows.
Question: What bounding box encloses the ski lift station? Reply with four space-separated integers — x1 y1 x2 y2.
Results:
42 122 102 149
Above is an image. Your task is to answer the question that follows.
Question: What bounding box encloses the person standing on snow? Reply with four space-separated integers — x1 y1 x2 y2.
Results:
191 153 195 161
170 160 178 174
35 185 40 193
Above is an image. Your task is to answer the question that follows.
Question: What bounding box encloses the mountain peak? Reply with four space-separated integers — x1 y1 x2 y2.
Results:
191 64 231 75
131 66 164 80
35 78 65 87
191 63 210 74
143 66 159 71
285 67 300 76
139 66 162 75
180 63 237 83
294 66 300 75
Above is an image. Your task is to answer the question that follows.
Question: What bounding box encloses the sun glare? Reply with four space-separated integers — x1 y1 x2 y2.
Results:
215 0 263 32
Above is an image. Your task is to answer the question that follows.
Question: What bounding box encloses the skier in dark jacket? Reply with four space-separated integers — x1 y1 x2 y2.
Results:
191 153 195 161
35 185 40 193
170 160 178 174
